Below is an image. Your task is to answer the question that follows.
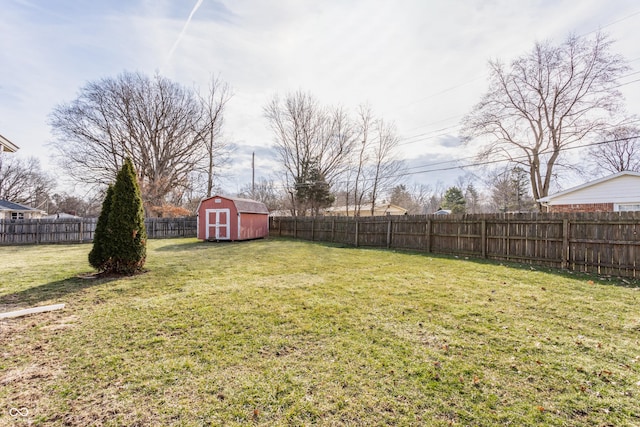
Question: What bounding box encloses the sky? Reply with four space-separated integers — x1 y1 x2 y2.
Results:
1 0 640 198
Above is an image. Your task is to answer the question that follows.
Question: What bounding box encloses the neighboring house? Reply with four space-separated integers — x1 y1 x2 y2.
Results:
0 134 19 153
197 195 269 241
0 200 46 220
323 203 408 217
538 171 640 213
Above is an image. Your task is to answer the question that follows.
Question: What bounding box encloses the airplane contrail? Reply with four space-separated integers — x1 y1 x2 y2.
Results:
166 0 204 63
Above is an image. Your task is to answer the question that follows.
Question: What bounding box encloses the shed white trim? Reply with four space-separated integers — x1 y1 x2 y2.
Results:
205 208 230 240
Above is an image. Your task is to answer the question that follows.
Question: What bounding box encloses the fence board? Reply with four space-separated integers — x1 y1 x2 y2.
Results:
270 212 640 279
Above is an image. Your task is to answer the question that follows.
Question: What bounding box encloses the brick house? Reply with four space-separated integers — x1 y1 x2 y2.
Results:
538 171 640 213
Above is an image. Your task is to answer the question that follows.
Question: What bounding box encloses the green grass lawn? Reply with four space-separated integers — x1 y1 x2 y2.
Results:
0 238 639 426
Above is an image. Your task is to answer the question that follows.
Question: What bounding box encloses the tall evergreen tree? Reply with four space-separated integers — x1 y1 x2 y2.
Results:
88 184 114 271
295 159 335 215
442 186 466 214
106 158 147 274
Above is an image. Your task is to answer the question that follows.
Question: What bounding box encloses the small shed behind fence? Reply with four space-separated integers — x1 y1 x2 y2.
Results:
197 195 269 241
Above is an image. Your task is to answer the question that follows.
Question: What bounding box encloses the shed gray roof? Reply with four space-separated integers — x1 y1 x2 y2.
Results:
0 199 41 211
207 195 269 214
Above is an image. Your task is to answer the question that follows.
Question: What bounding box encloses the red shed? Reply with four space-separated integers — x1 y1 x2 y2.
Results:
197 195 269 241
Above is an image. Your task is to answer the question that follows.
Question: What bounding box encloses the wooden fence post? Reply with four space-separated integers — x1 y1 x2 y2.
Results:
331 219 335 242
506 216 510 259
562 218 569 269
481 219 487 258
425 219 432 253
387 219 392 249
311 219 315 241
294 217 297 239
355 219 359 247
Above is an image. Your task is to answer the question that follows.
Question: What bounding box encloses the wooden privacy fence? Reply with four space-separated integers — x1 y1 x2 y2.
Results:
270 212 640 279
0 217 197 245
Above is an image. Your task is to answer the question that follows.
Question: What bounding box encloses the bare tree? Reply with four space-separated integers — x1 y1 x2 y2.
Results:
265 92 406 216
339 106 405 216
426 181 447 213
366 118 404 215
195 75 233 197
455 174 485 214
408 183 435 214
461 33 629 210
237 177 287 212
49 71 232 213
588 126 640 174
389 183 435 214
264 91 358 215
487 166 537 213
347 105 374 216
0 155 55 208
50 192 103 217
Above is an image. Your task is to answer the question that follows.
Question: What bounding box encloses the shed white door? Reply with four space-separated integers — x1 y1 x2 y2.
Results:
205 209 230 240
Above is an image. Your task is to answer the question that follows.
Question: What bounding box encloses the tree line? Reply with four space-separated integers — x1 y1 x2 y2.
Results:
264 92 405 216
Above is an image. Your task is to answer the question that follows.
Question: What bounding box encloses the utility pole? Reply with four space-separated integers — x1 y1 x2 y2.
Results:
251 151 255 196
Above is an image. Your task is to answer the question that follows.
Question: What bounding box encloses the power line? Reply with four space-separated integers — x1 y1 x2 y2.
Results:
578 9 640 38
401 113 466 133
390 75 487 112
389 135 640 180
398 124 461 146
396 70 640 148
280 135 640 190
613 77 640 89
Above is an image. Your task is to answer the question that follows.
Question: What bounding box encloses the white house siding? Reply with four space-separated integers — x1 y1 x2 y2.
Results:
542 174 640 206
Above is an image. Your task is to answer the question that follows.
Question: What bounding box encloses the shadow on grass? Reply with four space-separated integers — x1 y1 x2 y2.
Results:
0 275 120 308
154 241 207 252
287 238 640 289
154 239 262 252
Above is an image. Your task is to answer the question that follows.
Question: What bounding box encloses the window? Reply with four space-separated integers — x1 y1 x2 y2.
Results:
11 212 24 220
614 204 640 212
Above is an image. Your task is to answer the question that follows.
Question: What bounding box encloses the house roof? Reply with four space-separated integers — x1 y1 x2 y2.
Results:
0 134 19 153
201 195 269 214
42 212 82 220
0 199 43 212
324 203 408 215
538 171 640 204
